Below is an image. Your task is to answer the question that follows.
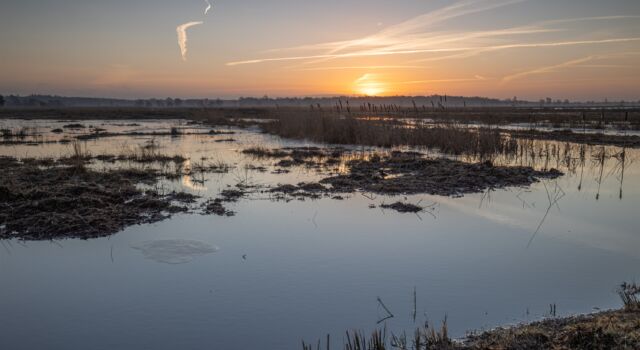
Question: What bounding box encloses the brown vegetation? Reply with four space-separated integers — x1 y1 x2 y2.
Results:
303 283 640 349
0 156 192 240
319 151 562 197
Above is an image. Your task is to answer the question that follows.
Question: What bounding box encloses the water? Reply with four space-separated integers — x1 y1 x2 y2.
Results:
1 119 638 349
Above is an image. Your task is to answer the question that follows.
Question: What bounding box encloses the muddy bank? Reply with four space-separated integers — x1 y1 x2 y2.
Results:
461 308 640 349
320 152 561 196
305 283 640 349
318 308 640 350
262 150 562 199
0 157 197 240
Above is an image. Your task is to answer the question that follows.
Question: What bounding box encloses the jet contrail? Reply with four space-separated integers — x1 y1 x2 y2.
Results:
177 21 204 61
204 0 212 15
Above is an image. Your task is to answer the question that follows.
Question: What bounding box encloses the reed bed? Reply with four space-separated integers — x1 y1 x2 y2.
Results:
262 110 517 161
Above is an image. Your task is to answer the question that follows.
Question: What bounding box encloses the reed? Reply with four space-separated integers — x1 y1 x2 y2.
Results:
618 282 640 310
263 110 517 160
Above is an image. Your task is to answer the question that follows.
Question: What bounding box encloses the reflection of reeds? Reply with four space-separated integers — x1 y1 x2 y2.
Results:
527 181 565 248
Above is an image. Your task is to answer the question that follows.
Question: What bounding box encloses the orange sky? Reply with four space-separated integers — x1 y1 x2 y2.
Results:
1 0 639 100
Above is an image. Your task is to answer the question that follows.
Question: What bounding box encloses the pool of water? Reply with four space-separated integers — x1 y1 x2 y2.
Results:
0 119 638 349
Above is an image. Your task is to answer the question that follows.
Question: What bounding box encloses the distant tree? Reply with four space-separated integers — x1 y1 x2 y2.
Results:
0 95 4 107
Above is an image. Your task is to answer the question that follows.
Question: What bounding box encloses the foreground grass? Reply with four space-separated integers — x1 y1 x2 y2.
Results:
304 283 640 350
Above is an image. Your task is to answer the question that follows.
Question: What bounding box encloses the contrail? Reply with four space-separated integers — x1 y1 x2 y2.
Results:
502 52 640 83
204 0 212 15
227 37 640 66
177 21 203 61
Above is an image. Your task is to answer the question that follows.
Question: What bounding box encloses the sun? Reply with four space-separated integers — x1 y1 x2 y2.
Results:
354 73 386 96
359 86 385 96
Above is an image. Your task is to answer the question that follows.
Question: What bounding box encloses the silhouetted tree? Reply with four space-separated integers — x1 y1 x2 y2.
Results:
0 95 4 107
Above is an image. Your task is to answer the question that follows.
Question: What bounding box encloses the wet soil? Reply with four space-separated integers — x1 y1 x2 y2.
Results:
320 151 562 197
462 308 640 350
247 147 563 200
380 202 423 213
0 157 194 240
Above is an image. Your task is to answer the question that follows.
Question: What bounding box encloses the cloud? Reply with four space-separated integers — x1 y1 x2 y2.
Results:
177 21 204 61
228 0 528 65
325 0 527 55
226 0 640 68
502 56 595 83
293 65 425 71
502 52 640 83
227 38 640 66
204 0 212 15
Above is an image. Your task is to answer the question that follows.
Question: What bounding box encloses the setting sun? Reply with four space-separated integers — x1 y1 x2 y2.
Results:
354 73 387 96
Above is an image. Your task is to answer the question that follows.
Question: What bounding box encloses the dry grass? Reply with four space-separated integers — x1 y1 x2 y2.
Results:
619 282 640 310
262 110 517 160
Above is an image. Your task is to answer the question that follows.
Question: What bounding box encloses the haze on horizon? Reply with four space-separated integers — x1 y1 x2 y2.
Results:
1 0 639 101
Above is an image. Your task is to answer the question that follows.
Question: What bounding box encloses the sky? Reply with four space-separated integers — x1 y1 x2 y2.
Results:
1 0 639 101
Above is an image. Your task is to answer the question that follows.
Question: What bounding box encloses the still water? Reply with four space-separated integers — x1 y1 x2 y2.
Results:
0 119 638 349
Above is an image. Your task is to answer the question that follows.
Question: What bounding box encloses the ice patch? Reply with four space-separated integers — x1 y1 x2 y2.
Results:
131 239 219 264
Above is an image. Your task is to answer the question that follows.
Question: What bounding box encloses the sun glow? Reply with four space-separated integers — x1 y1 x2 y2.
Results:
354 73 387 96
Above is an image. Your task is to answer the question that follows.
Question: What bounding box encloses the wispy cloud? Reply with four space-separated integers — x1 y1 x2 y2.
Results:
227 38 640 66
502 56 595 83
502 52 640 83
226 0 640 68
393 77 487 85
325 0 527 55
204 0 212 15
293 65 425 71
177 21 204 61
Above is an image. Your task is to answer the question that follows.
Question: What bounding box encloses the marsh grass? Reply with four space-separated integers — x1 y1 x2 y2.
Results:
119 139 186 164
303 281 640 350
263 110 518 161
618 282 640 310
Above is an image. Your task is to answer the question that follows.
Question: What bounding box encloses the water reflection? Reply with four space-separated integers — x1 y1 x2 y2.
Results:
1 119 639 350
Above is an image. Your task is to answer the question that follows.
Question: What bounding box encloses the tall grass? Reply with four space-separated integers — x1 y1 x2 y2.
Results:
69 140 91 170
302 320 453 350
619 282 640 310
263 110 517 160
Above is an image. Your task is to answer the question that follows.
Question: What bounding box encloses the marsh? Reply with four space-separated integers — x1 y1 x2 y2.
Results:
0 112 638 349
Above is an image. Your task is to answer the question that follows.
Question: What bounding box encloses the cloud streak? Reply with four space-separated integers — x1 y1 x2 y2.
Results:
502 52 640 83
502 56 595 83
177 21 204 61
204 0 212 15
227 38 640 66
226 0 640 69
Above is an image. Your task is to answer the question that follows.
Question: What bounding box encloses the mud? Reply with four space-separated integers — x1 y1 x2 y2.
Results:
0 156 194 240
380 202 423 213
320 151 563 197
463 309 640 350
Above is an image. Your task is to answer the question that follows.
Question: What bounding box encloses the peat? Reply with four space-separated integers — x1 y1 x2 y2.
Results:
0 157 193 240
320 152 562 196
